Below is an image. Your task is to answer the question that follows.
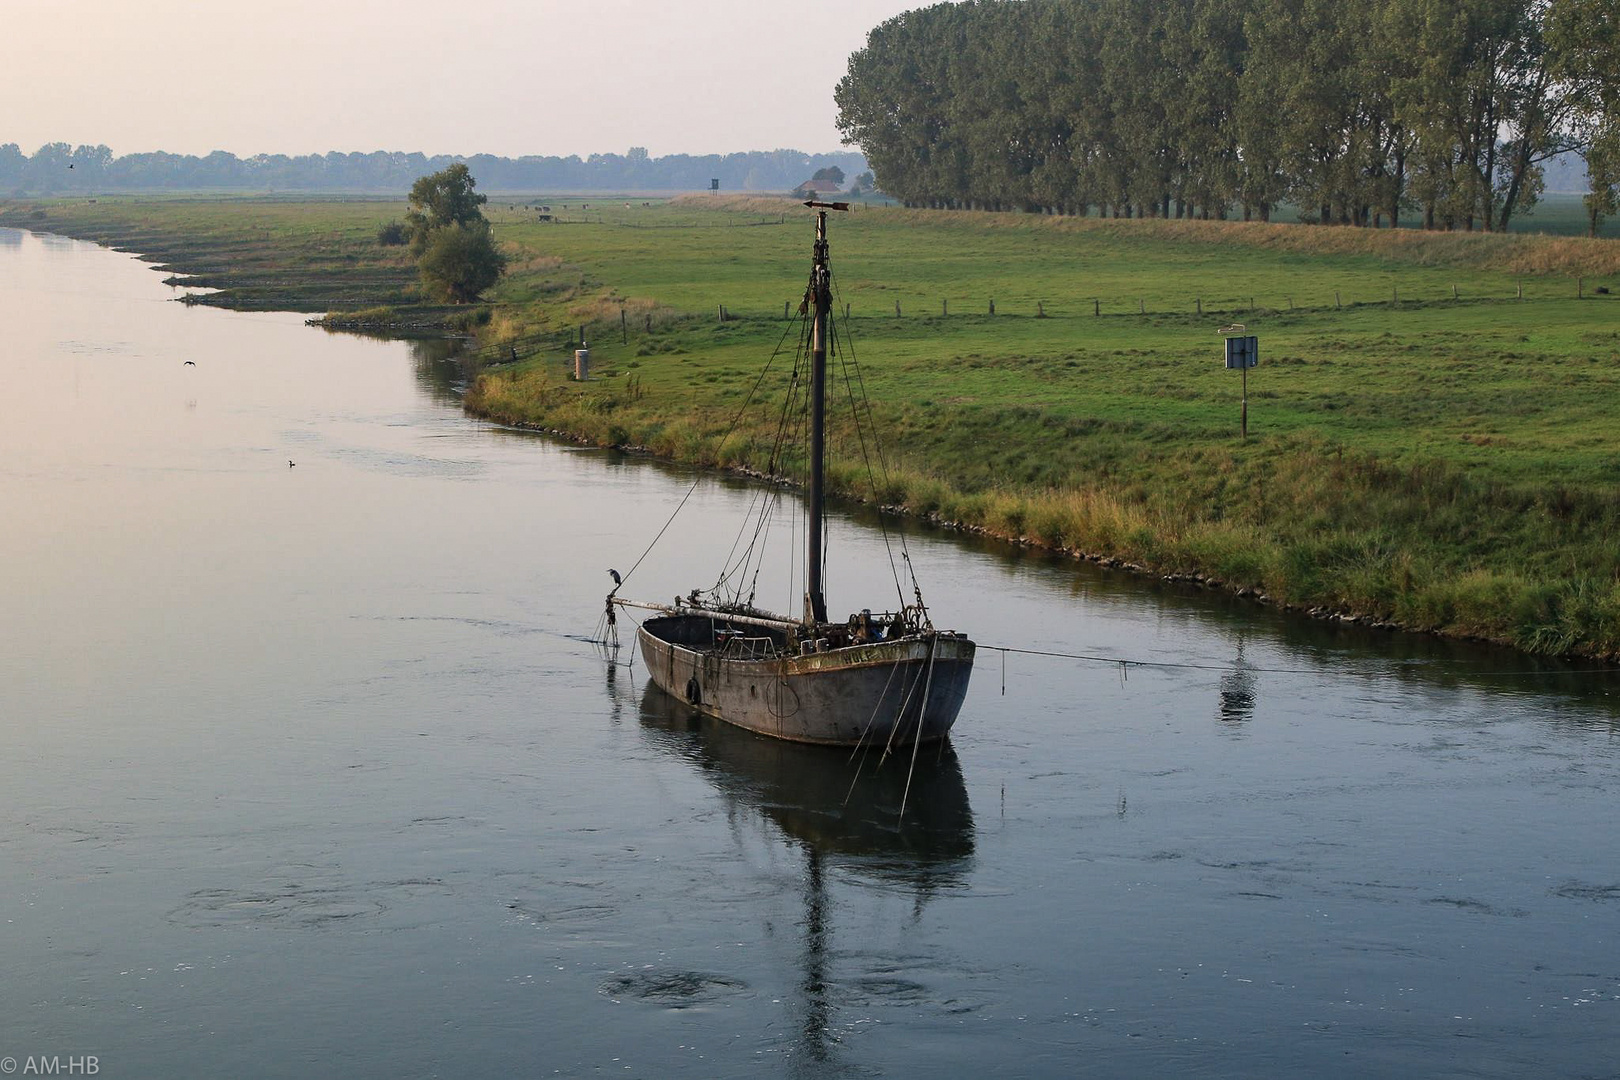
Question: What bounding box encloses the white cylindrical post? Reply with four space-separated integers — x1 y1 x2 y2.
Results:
574 347 590 381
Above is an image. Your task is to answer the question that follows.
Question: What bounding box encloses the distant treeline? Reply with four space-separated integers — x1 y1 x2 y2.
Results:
0 144 870 194
836 0 1620 231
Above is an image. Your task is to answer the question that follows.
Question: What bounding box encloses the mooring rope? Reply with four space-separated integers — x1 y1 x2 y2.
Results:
982 643 1618 680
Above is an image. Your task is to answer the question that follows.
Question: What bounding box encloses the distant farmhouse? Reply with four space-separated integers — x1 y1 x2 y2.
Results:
793 177 843 197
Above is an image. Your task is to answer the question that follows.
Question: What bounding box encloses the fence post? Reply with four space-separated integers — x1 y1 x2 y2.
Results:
1094 298 1100 316
1579 276 1584 299
784 300 789 318
1138 299 1145 315
1196 298 1202 316
1335 291 1341 309
1517 280 1523 300
942 298 948 316
621 307 627 344
895 300 901 318
1037 300 1046 318
989 298 996 315
1452 284 1458 300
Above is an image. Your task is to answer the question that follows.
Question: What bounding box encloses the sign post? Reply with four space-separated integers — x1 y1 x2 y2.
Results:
1219 325 1258 439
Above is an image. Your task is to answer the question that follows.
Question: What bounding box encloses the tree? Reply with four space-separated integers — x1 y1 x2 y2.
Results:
812 165 847 186
405 163 488 254
0 143 23 190
405 164 506 303
416 221 507 303
831 0 1620 229
1551 0 1620 232
1582 129 1620 234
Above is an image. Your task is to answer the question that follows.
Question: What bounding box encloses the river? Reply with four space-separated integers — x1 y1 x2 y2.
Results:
2 227 1618 1078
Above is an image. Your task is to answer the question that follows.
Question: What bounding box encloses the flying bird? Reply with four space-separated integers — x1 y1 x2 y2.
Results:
183 360 195 366
288 460 296 468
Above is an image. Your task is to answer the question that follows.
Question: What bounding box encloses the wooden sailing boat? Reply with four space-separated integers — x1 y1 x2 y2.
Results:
607 202 974 746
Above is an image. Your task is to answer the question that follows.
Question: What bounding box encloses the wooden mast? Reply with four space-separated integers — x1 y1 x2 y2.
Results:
803 201 847 627
806 208 829 626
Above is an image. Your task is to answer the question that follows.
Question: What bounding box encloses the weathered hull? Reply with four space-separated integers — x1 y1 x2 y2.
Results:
637 614 974 746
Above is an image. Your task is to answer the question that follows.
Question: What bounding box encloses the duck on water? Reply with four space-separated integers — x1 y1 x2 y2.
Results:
604 202 975 747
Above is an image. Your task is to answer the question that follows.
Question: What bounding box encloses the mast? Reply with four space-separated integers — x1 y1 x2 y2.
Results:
803 201 846 627
806 208 830 626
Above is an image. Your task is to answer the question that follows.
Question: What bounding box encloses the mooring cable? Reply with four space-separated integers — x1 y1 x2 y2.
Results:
982 643 1618 680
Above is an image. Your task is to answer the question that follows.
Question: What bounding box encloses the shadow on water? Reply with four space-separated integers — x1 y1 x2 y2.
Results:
634 678 974 1076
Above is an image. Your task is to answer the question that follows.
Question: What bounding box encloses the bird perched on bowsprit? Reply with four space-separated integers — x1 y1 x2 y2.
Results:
608 569 622 586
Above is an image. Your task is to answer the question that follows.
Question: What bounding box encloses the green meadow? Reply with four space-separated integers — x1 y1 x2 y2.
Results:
7 193 1620 656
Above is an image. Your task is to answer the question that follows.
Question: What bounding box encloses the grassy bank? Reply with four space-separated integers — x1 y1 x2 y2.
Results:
0 194 470 326
469 196 1620 658
8 192 1620 656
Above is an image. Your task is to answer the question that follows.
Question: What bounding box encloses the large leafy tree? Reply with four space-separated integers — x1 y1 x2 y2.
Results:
416 221 507 304
404 164 506 303
1550 0 1620 232
834 0 1620 229
405 163 488 254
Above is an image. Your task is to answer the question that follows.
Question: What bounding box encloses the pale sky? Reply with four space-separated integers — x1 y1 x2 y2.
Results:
2 0 919 158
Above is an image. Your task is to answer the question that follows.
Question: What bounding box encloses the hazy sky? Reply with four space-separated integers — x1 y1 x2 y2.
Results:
3 0 919 158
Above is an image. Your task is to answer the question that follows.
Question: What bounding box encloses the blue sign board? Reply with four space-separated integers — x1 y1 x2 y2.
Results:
1224 336 1258 369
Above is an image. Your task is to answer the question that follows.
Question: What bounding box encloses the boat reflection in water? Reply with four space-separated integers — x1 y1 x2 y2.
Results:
637 683 975 879
636 682 975 1073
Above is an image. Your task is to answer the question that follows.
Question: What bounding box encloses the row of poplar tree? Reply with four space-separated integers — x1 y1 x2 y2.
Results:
834 0 1620 231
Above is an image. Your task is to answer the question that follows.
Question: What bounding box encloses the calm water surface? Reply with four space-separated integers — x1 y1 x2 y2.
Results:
2 228 1618 1078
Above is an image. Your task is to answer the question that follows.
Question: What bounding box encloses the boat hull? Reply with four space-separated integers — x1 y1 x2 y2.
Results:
636 614 974 746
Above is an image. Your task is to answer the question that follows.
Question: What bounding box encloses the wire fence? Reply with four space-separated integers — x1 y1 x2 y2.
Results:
473 274 1615 373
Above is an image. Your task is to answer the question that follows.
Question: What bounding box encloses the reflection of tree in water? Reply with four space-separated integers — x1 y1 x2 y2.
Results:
636 682 974 1074
1217 637 1258 724
408 337 479 405
312 328 479 406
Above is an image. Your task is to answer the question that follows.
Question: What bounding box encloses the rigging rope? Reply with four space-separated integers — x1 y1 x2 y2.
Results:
710 313 813 603
612 315 804 591
982 642 1619 679
616 228 926 630
828 308 909 614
